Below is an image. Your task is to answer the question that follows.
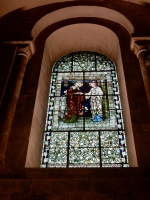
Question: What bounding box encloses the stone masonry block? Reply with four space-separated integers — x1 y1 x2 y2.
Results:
112 180 134 195
0 194 10 200
131 111 150 124
75 180 91 192
26 169 48 179
51 180 75 194
31 180 51 195
17 180 32 194
0 180 17 194
134 180 150 194
93 180 112 194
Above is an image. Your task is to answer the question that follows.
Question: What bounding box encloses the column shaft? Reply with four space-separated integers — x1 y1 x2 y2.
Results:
0 54 28 168
138 51 150 108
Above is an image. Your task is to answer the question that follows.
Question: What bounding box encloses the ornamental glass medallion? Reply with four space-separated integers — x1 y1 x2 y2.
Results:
41 52 129 168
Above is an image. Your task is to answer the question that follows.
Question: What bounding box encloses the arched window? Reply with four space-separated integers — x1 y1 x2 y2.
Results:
41 52 128 168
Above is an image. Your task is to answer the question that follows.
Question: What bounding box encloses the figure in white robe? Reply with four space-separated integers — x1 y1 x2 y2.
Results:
85 81 103 122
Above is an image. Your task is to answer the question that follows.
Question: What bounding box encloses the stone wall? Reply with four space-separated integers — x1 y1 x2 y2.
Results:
0 168 150 200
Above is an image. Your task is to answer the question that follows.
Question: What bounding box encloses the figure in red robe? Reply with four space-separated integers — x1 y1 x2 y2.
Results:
65 81 84 122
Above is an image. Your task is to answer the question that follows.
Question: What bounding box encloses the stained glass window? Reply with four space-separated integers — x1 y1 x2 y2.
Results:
41 52 129 168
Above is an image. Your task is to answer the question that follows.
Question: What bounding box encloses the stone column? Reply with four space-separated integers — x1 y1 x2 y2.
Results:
0 41 35 168
131 37 150 108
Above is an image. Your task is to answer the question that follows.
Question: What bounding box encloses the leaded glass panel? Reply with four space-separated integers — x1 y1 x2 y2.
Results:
69 148 100 166
41 52 129 168
70 132 99 147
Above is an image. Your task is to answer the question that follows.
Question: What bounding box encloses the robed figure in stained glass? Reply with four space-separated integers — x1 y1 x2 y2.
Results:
85 80 103 122
64 81 84 122
63 80 104 123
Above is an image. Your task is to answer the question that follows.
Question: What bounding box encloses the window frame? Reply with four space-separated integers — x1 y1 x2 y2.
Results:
41 51 129 168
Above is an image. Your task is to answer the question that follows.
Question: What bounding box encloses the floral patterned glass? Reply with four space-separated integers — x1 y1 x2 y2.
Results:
41 52 129 168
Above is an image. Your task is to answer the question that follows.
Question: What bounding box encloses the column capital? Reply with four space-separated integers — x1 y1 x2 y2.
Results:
4 40 36 60
130 37 150 58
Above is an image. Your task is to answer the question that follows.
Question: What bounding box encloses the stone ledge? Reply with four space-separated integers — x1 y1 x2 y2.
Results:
0 168 149 180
